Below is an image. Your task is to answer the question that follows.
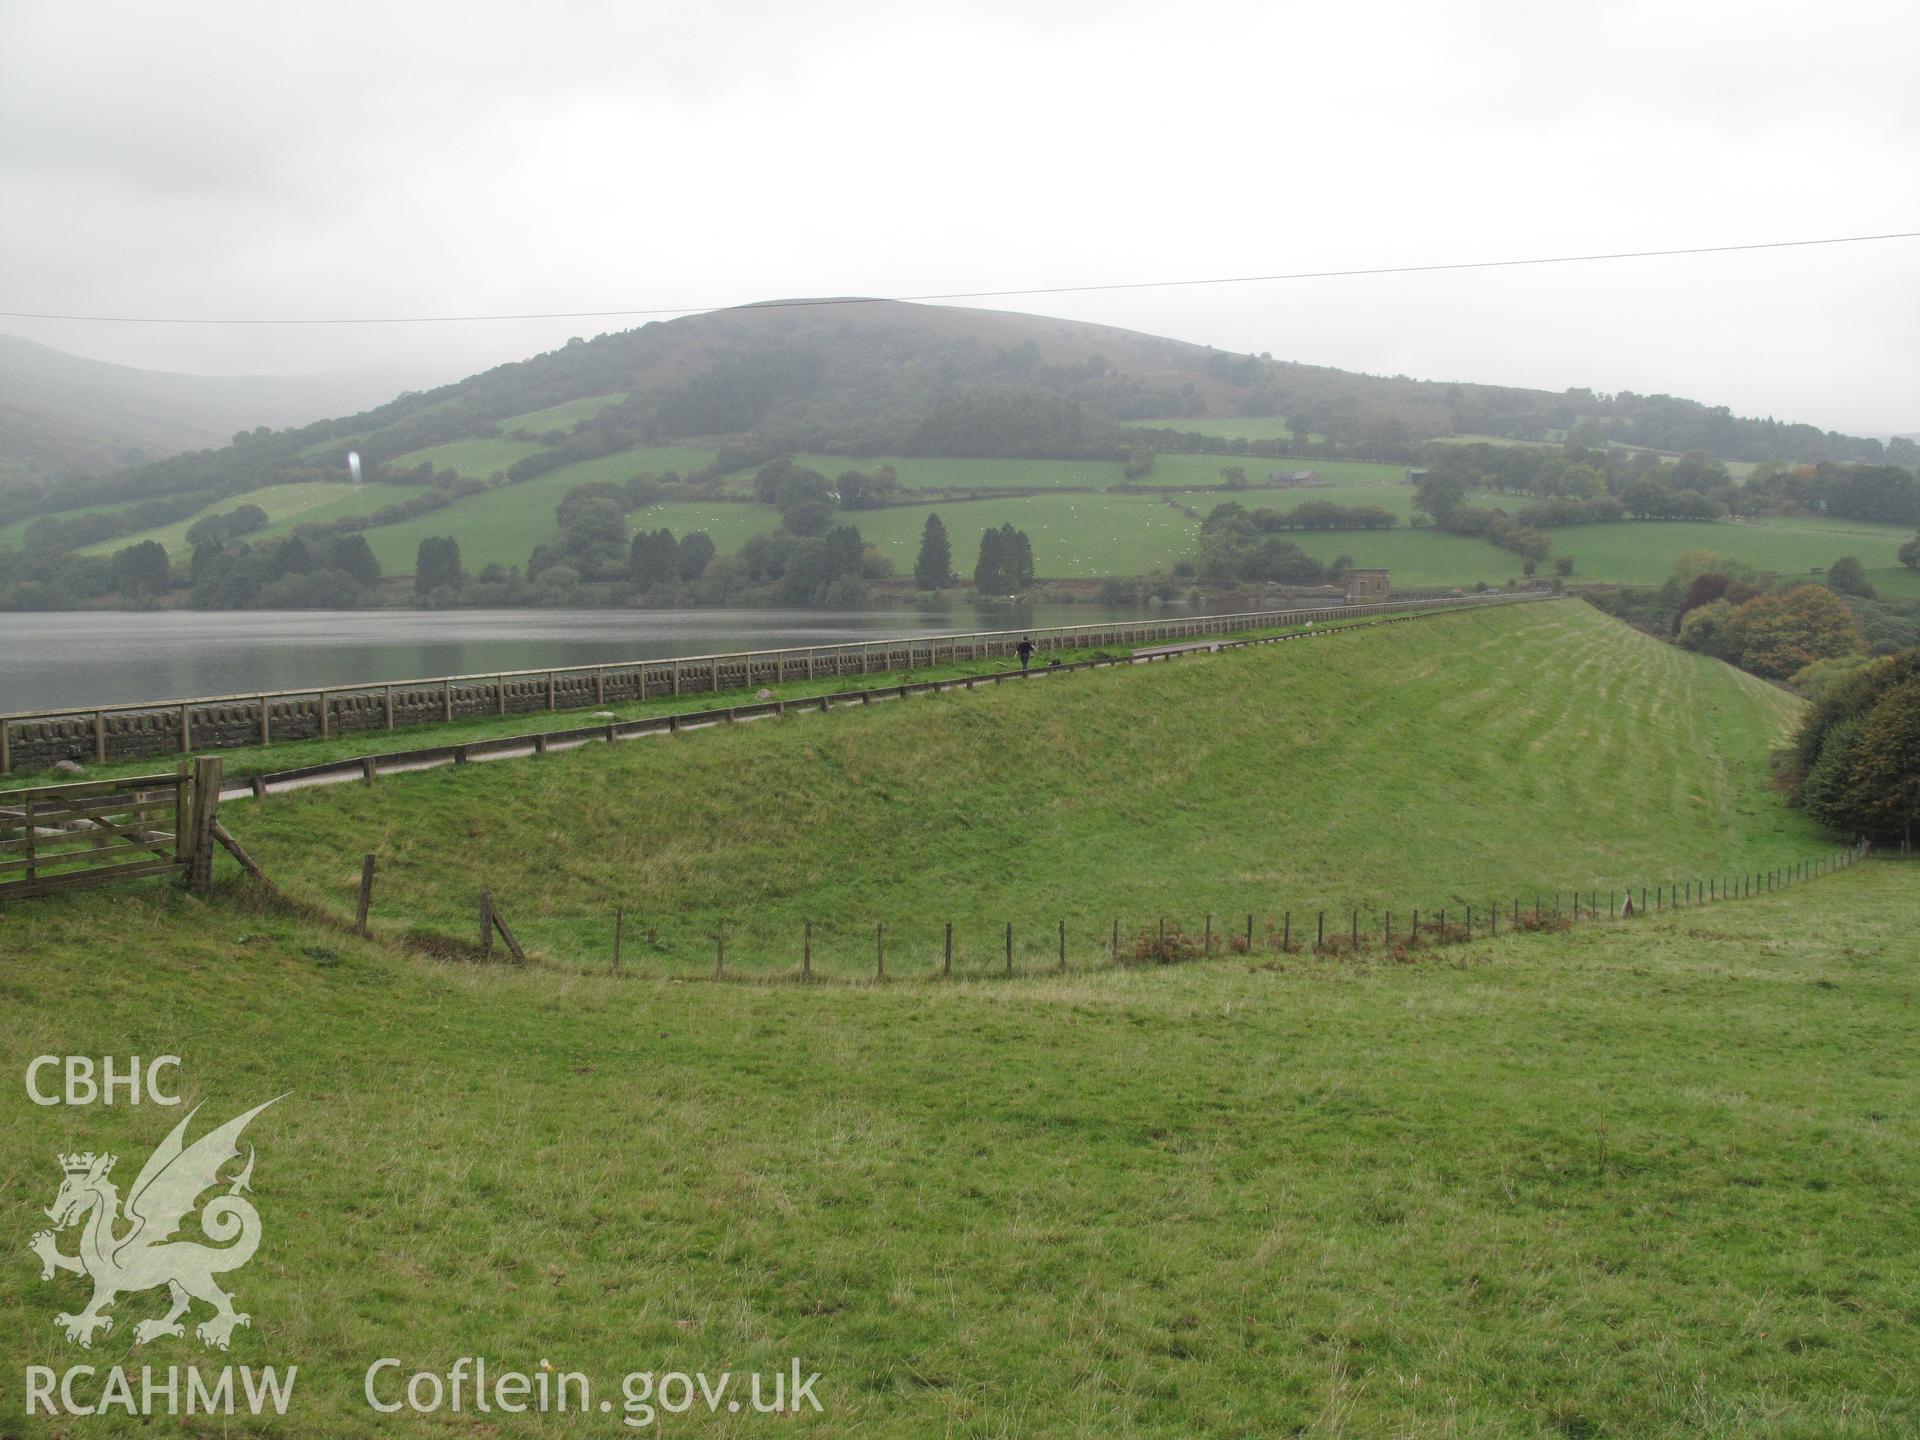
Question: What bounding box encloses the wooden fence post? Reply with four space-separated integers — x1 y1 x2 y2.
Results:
714 925 725 980
187 757 222 892
355 855 376 936
943 921 952 977
1204 914 1212 954
1005 922 1013 975
804 920 812 981
1058 919 1066 971
876 922 885 980
612 907 623 975
479 890 494 959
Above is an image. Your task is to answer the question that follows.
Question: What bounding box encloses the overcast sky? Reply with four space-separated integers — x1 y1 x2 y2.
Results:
3 0 1915 434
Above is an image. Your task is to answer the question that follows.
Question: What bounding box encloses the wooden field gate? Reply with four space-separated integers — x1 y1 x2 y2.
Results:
0 758 222 901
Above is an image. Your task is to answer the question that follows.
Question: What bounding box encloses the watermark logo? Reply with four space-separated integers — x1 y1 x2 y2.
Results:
30 1095 284 1351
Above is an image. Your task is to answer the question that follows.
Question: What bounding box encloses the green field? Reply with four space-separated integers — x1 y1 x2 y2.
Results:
857 493 1199 577
0 495 160 550
496 393 630 433
73 482 423 559
792 454 1122 491
1547 515 1913 586
1143 452 1408 489
384 434 545 480
1167 481 1426 519
625 499 780 554
1124 414 1310 442
6 600 1913 1436
356 447 718 574
37 433 1910 592
225 603 1820 974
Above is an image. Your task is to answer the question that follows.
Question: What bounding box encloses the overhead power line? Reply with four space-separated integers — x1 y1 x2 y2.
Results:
3 230 1915 326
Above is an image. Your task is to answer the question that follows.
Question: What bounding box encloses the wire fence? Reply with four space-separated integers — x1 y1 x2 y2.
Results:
376 845 1871 981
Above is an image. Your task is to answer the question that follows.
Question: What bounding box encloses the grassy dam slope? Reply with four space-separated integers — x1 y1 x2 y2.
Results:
3 600 1913 1437
219 601 1826 977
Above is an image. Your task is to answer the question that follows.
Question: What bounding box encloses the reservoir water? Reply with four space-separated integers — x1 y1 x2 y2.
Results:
0 601 1234 712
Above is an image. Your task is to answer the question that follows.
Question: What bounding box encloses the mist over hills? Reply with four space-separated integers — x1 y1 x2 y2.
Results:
0 334 432 490
5 299 1910 524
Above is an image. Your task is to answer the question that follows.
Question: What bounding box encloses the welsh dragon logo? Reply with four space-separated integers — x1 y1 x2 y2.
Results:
29 1097 283 1350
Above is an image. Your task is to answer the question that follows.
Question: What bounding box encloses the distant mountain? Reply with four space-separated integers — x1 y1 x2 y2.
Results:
11 299 1911 523
0 333 421 490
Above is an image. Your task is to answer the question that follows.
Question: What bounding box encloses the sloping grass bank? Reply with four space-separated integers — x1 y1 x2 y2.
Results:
1 855 1913 1436
223 602 1829 976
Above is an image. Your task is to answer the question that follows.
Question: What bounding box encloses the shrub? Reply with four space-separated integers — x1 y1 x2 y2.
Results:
1123 925 1200 965
1826 555 1878 599
1720 584 1866 679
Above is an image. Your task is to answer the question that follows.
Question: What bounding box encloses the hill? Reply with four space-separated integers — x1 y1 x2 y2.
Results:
10 302 1917 606
5 600 1913 1437
0 333 416 496
222 602 1825 973
21 299 1913 524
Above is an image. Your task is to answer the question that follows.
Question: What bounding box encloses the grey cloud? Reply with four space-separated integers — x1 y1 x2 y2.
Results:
0 0 1913 434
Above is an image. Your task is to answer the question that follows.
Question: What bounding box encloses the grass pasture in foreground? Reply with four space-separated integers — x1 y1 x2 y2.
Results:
1 841 1912 1435
223 601 1828 979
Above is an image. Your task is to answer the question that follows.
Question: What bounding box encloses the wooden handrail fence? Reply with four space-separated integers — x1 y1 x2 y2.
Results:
218 595 1557 800
0 592 1550 774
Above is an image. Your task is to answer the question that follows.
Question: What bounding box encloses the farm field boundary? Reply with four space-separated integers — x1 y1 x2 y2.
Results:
462 844 1873 981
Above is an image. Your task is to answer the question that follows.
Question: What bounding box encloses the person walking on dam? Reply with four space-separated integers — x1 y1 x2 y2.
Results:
1016 637 1036 671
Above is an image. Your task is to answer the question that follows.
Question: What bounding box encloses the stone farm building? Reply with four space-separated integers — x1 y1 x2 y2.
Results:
1345 568 1391 602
